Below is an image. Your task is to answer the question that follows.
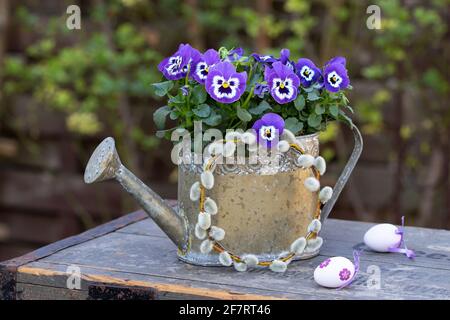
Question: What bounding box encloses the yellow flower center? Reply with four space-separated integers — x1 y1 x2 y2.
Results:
332 76 337 82
222 81 229 88
205 67 209 72
280 83 285 89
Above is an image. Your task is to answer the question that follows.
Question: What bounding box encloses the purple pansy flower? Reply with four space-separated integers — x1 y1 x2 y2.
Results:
279 48 295 71
339 268 352 281
205 62 247 103
158 44 201 80
254 83 269 98
326 56 346 67
323 62 349 93
251 53 277 65
264 61 300 104
192 49 220 84
319 258 331 269
296 58 321 87
252 113 284 148
227 47 244 62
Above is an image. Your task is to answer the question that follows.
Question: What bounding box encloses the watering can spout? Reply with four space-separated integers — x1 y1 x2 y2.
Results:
84 137 188 251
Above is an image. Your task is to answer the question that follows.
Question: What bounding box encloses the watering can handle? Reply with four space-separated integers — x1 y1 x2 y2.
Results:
320 124 363 223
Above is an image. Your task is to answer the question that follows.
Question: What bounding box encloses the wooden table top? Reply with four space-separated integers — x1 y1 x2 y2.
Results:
1 210 450 300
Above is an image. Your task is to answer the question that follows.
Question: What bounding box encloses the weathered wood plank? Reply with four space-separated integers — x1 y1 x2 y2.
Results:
117 216 450 271
17 263 295 300
5 212 450 300
0 210 147 269
19 249 450 300
16 283 88 300
0 210 148 299
28 226 450 299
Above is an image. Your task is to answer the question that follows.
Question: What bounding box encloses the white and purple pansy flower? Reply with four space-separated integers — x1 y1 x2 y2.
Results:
158 43 201 80
226 47 244 62
251 53 277 65
252 113 284 148
265 61 300 104
323 62 349 93
192 49 220 84
205 62 247 103
295 58 321 87
325 56 346 67
254 83 269 98
279 48 295 71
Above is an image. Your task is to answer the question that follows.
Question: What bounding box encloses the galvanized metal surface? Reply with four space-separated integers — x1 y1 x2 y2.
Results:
84 137 188 252
321 125 363 223
178 133 320 265
83 126 363 267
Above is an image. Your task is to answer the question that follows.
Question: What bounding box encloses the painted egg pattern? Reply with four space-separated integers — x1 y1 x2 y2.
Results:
314 256 355 288
363 223 401 252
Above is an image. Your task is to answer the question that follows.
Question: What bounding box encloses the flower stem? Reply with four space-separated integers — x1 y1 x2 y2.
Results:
241 86 255 109
184 64 191 86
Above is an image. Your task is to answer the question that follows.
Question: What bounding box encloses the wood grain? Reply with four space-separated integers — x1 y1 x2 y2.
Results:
2 211 450 300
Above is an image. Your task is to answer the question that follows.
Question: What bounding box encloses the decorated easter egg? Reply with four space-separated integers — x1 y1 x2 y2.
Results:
364 223 401 252
314 256 355 288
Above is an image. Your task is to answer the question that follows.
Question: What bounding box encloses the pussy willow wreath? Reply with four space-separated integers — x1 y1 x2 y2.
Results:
189 127 333 273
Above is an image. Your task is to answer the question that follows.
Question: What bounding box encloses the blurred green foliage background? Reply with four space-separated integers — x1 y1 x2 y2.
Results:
0 0 449 258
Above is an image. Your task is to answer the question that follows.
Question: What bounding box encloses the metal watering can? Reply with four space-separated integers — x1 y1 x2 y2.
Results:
84 125 363 266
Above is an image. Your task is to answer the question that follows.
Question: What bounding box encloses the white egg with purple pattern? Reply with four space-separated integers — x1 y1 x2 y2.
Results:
363 223 401 252
313 256 355 288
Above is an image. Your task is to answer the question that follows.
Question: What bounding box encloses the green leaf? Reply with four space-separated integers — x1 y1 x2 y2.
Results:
169 94 184 106
294 95 305 111
314 104 325 115
298 112 308 121
237 106 252 122
329 105 339 118
307 114 322 128
192 104 211 118
191 85 207 104
150 81 173 97
156 128 174 139
329 93 340 100
204 111 222 126
169 111 179 120
307 90 320 101
153 105 171 129
313 82 323 89
249 100 272 115
285 117 304 135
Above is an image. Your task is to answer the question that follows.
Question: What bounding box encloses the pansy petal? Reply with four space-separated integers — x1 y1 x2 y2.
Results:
261 113 284 135
158 43 200 80
252 119 264 133
205 62 247 103
264 66 275 83
271 61 287 78
203 49 220 65
279 48 290 64
323 62 349 92
326 56 346 67
296 58 321 87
